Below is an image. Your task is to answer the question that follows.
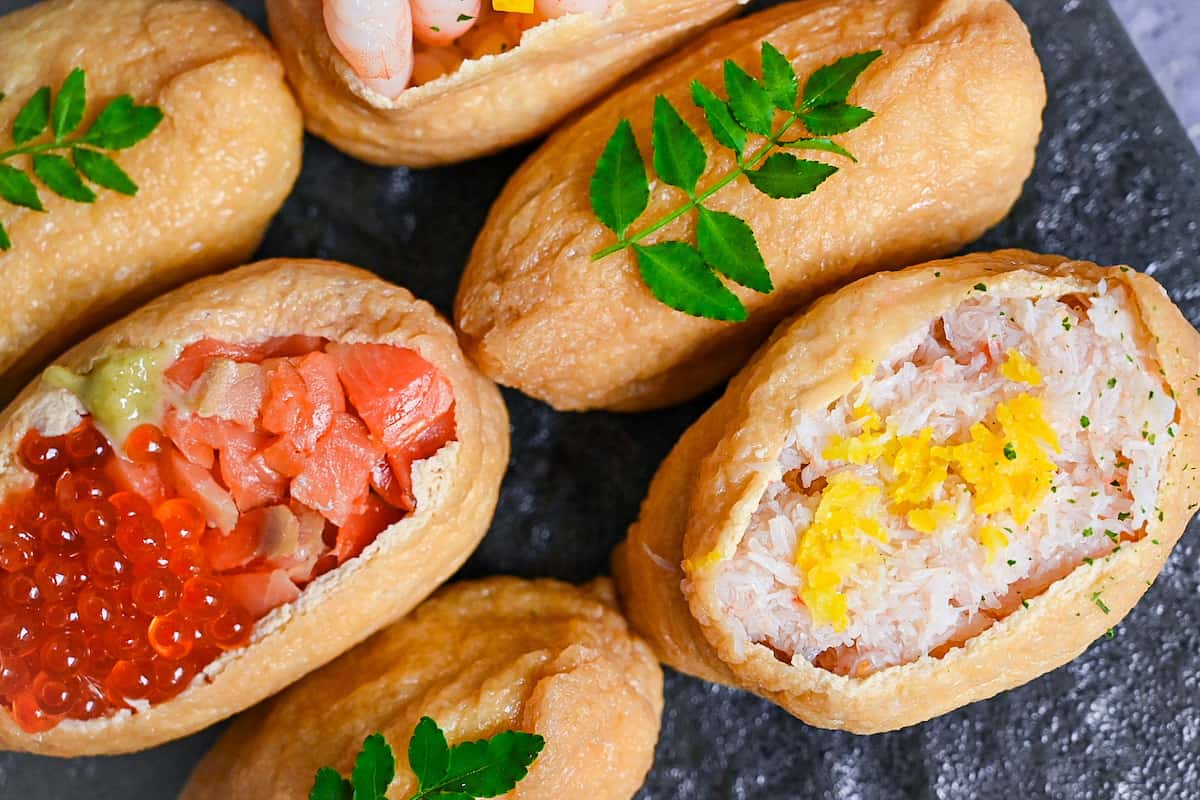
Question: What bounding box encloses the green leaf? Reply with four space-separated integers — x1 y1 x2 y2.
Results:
589 118 649 238
309 768 353 800
82 95 164 149
723 60 774 137
350 733 395 800
761 42 797 111
746 153 838 199
690 81 745 154
32 154 95 202
438 730 546 798
802 50 883 108
0 163 44 211
408 716 450 789
51 68 87 139
801 104 874 136
633 241 747 322
696 207 772 293
781 137 857 162
651 95 707 195
12 86 50 145
0 220 9 251
73 148 137 195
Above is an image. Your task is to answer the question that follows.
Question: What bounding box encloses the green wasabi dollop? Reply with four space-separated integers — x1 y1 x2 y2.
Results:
42 345 174 447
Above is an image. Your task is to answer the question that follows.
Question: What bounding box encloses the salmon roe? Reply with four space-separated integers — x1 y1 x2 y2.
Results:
0 338 456 733
0 420 246 732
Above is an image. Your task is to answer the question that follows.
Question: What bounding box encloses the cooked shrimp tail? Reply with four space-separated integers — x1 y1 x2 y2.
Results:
323 0 415 99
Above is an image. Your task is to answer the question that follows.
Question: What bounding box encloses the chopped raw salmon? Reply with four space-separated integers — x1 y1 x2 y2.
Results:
166 335 327 390
327 342 456 460
335 493 404 564
260 352 346 470
188 359 266 427
222 570 300 618
166 451 238 533
290 414 382 526
214 425 287 512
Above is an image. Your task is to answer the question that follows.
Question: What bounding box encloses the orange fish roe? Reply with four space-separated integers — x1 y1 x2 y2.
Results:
0 338 456 732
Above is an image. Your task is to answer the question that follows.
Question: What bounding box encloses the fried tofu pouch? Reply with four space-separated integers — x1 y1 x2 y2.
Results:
266 0 741 167
181 577 663 800
613 250 1200 733
0 260 508 755
0 0 302 387
455 0 1046 412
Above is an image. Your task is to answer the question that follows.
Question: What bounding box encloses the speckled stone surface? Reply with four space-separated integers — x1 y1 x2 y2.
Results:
1111 0 1200 147
0 0 1198 798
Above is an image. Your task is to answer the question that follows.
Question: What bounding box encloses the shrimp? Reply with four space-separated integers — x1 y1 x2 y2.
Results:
323 0 414 100
534 0 610 19
411 0 482 47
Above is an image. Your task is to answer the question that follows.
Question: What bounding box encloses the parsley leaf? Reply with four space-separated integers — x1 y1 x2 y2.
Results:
651 96 706 195
590 46 880 319
696 207 771 293
634 241 747 321
690 81 746 154
351 733 396 800
311 718 544 800
310 768 353 800
589 119 648 238
0 68 162 251
746 153 837 199
723 59 773 136
803 50 883 108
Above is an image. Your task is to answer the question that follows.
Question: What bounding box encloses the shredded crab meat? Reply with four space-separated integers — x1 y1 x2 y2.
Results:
711 283 1177 676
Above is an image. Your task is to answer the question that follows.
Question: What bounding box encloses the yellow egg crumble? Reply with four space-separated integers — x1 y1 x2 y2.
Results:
795 352 1061 629
794 472 887 632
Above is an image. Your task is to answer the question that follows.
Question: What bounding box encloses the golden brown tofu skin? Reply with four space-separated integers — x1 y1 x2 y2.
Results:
613 251 1200 733
181 577 664 800
0 260 509 755
266 0 741 167
0 0 302 388
455 0 1046 411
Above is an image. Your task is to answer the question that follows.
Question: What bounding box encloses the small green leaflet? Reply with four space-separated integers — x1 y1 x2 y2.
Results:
352 733 397 800
634 242 747 322
723 60 773 136
310 768 353 800
310 717 545 800
33 154 96 203
589 44 881 320
51 69 87 139
802 50 884 108
0 67 163 251
746 153 838 199
690 81 745 154
652 95 706 195
760 42 797 111
589 119 648 238
801 104 875 136
12 87 50 145
696 207 771 293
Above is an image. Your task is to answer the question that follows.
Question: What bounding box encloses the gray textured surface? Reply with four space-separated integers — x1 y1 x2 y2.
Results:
1 0 1199 798
1110 0 1200 147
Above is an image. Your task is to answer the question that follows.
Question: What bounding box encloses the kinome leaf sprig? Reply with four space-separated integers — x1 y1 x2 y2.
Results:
589 44 882 321
0 68 164 251
311 716 545 800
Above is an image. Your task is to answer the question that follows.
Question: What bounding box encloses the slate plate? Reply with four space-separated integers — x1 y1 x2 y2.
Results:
1 0 1199 797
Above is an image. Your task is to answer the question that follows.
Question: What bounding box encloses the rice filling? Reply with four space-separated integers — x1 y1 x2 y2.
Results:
712 282 1177 676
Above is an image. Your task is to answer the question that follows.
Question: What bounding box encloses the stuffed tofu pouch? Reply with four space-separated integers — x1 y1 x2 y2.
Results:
267 0 740 166
613 251 1200 733
0 0 302 387
0 260 508 755
182 577 663 800
456 0 1046 411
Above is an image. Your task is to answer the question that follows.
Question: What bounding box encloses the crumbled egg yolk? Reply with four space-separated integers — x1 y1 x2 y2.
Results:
1000 348 1043 386
978 525 1010 564
493 0 535 11
794 472 886 632
796 351 1061 629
